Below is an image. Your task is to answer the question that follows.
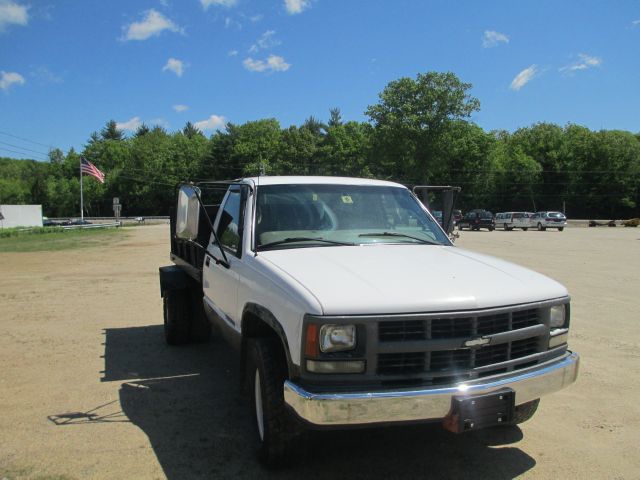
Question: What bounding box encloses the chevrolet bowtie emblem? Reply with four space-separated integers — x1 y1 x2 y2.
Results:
464 337 490 348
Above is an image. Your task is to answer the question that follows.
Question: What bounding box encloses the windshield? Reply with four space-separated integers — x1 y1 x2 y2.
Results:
547 212 565 218
255 184 450 249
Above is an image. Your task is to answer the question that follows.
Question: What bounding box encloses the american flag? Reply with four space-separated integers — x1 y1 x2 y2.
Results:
80 158 105 183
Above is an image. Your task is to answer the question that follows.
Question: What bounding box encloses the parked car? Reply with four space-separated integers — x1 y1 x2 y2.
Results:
69 219 92 226
457 210 495 231
495 212 531 231
530 212 567 231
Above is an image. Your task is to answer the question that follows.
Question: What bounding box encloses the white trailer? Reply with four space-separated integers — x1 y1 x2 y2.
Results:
0 205 43 228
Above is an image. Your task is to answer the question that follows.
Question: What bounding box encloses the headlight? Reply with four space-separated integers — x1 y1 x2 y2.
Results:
550 305 566 328
319 324 356 353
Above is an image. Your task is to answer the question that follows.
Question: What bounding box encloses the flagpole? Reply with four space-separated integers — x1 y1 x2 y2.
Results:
80 158 84 222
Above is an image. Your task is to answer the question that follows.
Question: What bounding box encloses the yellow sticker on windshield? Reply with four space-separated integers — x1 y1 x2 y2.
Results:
341 195 353 204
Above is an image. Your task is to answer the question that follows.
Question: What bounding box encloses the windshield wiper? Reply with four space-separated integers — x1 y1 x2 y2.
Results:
358 232 441 245
258 237 355 250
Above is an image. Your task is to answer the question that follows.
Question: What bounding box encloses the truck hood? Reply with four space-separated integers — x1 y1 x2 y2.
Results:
259 245 567 315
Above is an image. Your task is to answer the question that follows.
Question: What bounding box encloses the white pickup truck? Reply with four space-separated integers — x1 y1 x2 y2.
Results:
159 176 579 466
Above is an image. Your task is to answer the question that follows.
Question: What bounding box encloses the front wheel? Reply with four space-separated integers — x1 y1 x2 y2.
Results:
522 227 528 231
488 226 495 231
503 223 509 231
537 223 546 231
249 338 300 467
558 227 564 232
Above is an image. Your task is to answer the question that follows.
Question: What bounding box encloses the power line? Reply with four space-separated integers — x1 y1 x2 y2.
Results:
0 129 53 149
0 140 50 157
0 147 49 161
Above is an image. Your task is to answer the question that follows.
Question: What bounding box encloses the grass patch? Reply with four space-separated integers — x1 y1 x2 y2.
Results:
0 227 128 253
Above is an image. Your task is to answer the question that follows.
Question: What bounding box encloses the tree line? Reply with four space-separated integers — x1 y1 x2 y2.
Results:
1 71 638 219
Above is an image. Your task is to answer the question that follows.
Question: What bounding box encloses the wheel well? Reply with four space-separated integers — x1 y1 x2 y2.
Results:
240 312 290 386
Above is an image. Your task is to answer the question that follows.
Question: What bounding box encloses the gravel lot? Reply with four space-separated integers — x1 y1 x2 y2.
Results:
0 225 638 479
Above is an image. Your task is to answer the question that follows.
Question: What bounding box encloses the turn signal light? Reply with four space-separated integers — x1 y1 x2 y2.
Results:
305 323 319 358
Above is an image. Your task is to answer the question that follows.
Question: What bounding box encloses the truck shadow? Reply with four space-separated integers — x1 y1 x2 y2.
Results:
105 325 536 479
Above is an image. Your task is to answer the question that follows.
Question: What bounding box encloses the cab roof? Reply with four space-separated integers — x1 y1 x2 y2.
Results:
240 176 406 188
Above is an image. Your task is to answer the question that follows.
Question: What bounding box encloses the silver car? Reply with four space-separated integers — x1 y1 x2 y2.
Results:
530 211 567 231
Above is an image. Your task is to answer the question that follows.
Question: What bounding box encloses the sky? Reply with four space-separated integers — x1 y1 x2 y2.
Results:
1 0 639 161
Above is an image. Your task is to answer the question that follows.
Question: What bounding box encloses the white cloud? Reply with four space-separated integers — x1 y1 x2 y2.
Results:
560 53 602 73
150 118 169 129
224 16 242 29
249 30 280 53
0 70 25 90
200 0 237 9
482 30 509 48
249 14 263 23
243 55 291 73
30 66 63 84
173 104 189 112
284 0 310 15
122 9 182 41
116 116 142 131
162 58 187 77
194 114 226 132
0 0 28 31
510 65 538 91
228 49 238 56
632 19 640 27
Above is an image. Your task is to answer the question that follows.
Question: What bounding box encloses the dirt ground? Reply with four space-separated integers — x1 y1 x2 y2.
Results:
0 224 638 479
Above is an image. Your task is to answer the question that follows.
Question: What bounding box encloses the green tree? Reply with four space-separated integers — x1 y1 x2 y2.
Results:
101 120 124 141
366 71 481 184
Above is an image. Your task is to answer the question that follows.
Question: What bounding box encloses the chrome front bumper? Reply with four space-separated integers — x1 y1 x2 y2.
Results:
284 352 579 426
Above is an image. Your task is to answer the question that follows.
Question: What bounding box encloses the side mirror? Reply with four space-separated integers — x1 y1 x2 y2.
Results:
176 185 201 240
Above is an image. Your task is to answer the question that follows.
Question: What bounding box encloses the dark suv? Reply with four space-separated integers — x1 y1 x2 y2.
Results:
457 210 495 231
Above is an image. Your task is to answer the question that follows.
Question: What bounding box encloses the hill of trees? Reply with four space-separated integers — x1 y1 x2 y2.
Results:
1 71 638 219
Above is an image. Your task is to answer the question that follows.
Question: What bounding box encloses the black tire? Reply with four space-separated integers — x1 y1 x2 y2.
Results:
458 224 464 231
503 223 508 231
509 399 540 425
558 227 564 232
537 223 546 231
163 289 191 345
249 338 300 467
188 289 211 343
488 226 495 231
522 227 528 231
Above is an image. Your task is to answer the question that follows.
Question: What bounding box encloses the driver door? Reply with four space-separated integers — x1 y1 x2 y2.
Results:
202 185 246 328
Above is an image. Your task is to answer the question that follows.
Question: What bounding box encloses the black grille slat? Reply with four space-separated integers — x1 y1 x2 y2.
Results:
430 350 472 371
510 337 540 359
477 313 510 335
377 353 425 375
512 309 539 330
379 320 425 342
475 344 509 367
376 308 546 377
430 318 473 338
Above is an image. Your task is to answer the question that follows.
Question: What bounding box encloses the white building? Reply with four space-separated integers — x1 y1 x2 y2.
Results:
0 205 43 228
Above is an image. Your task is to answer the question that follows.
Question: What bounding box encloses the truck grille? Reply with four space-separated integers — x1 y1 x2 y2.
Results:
376 308 546 379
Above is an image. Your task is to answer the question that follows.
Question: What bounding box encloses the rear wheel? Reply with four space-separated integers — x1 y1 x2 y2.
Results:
537 223 546 231
509 399 540 425
522 227 528 231
163 289 191 345
503 223 509 231
558 227 564 232
249 338 300 467
488 226 495 231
